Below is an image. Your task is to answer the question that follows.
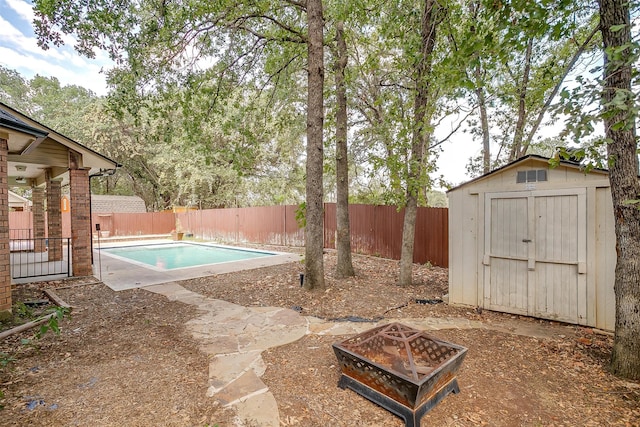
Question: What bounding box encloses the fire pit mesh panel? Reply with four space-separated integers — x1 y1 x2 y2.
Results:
335 348 417 406
340 324 460 381
410 338 459 367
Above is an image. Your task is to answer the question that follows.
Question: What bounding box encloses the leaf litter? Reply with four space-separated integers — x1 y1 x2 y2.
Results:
0 248 637 426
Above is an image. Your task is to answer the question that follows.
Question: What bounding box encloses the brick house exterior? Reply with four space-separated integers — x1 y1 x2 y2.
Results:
0 103 118 312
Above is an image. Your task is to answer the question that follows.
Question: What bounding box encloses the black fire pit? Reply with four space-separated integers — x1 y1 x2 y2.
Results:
332 322 467 427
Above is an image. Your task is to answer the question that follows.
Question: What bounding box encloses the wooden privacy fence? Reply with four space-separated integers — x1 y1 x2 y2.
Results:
176 205 305 247
171 204 447 267
9 204 449 267
91 212 175 237
8 211 175 238
323 204 448 267
8 211 71 238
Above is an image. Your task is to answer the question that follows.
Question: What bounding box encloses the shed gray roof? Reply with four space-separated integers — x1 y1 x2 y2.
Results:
447 154 610 193
91 195 147 213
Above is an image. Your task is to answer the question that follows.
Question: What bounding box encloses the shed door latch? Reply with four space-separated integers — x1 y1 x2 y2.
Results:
522 238 532 243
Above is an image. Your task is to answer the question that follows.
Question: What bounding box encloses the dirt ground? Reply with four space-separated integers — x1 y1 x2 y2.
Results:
1 247 639 426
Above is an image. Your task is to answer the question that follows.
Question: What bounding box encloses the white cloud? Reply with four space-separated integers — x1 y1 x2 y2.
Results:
4 0 34 22
0 46 108 95
0 15 65 60
68 52 90 67
0 14 31 42
4 0 84 56
1 0 113 95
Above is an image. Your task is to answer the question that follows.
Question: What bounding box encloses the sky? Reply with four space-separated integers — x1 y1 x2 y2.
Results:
0 0 112 95
0 0 474 187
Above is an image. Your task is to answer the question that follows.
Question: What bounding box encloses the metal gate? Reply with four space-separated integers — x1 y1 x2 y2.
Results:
10 237 71 279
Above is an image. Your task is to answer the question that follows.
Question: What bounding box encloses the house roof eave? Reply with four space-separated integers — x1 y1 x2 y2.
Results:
0 102 120 171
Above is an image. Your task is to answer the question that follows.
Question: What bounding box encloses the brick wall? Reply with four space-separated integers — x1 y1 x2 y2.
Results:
70 168 92 276
32 187 46 253
47 179 63 261
0 139 10 311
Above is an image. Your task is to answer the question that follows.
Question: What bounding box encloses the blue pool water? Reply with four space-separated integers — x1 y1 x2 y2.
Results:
101 243 275 270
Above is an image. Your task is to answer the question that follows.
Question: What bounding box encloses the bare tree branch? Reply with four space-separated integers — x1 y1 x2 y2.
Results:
429 107 475 150
521 23 600 153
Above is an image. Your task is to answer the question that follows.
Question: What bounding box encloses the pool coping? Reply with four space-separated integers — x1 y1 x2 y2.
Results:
93 239 303 291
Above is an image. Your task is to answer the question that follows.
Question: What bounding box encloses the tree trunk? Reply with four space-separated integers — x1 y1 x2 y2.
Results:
334 21 355 278
474 64 491 174
469 1 490 174
509 38 533 161
599 0 640 380
304 0 325 290
399 0 439 286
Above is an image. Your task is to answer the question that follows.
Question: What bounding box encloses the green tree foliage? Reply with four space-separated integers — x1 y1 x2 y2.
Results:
0 66 96 139
453 0 600 176
32 0 312 209
0 66 33 113
33 0 325 288
0 65 306 210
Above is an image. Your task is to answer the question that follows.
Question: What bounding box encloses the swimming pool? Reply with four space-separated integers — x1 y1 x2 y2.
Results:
99 243 276 271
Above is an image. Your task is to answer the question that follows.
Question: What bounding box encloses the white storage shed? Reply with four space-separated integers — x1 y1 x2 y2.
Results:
448 155 616 331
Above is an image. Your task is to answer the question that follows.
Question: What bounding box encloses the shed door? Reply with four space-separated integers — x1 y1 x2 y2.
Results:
483 190 587 324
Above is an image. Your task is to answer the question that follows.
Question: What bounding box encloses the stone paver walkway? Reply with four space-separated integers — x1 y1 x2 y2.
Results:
143 282 563 426
144 282 308 426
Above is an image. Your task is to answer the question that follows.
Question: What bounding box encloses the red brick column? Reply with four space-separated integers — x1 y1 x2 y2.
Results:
0 138 11 312
70 168 92 276
46 178 63 261
32 187 46 253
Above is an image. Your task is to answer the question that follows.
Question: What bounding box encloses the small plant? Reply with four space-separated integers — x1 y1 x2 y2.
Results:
423 260 433 269
35 306 71 339
0 352 15 369
13 302 34 319
19 306 72 345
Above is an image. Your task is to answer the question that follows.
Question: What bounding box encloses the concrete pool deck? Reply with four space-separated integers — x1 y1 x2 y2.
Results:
93 239 303 291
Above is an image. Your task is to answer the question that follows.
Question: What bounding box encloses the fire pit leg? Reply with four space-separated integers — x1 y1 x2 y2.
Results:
412 379 460 425
338 374 460 427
